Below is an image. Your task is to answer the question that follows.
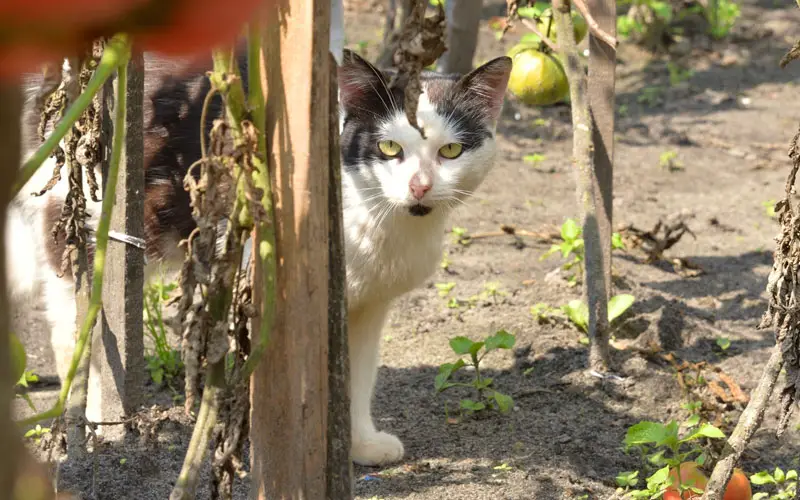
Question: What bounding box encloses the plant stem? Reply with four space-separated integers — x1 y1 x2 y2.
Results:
169 362 225 500
701 345 784 499
18 37 132 427
241 23 277 381
13 35 129 197
553 0 612 372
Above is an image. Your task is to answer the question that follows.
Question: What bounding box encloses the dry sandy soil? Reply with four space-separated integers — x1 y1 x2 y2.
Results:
13 0 800 498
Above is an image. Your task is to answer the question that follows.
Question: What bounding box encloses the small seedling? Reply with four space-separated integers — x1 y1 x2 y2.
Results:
637 86 664 107
435 282 457 298
24 425 51 445
480 281 507 304
530 302 560 323
659 150 684 171
435 330 516 415
450 226 471 245
763 200 777 219
561 294 636 333
619 418 726 498
542 219 625 281
667 62 693 86
715 336 731 351
750 467 798 500
440 252 452 271
143 277 183 388
523 153 546 165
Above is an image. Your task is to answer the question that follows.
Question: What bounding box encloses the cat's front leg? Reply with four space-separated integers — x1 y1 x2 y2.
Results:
348 302 404 466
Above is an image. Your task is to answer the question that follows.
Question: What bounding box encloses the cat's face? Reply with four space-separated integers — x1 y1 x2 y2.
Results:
338 51 511 219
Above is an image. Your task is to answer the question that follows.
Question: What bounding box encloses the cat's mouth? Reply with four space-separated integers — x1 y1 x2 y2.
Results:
408 204 433 217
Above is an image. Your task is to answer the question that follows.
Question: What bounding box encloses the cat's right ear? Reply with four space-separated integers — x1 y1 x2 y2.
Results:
338 49 390 115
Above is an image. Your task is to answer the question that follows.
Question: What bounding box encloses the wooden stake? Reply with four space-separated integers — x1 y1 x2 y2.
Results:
93 50 145 437
250 0 334 495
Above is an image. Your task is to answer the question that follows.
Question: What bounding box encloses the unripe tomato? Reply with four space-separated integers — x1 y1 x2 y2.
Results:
536 10 589 45
507 47 568 106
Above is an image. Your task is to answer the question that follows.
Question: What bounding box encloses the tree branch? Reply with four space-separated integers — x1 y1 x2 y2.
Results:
571 0 618 48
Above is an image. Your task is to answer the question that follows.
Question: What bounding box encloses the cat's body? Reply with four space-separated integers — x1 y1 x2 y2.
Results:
7 50 511 466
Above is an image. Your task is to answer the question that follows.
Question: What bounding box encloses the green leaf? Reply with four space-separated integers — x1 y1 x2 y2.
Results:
475 377 493 389
517 3 549 18
561 300 589 331
519 33 542 44
684 414 701 428
561 219 581 242
435 359 466 391
716 337 731 351
523 153 546 164
493 392 514 413
608 294 635 323
775 467 786 483
615 470 639 487
449 336 475 355
749 471 776 485
10 333 26 387
612 232 625 249
679 423 726 442
752 493 769 500
625 421 668 447
460 399 486 411
485 329 516 351
559 241 574 258
785 469 797 481
646 466 671 489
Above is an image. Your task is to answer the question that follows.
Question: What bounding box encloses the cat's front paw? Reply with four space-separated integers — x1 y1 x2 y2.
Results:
352 431 404 466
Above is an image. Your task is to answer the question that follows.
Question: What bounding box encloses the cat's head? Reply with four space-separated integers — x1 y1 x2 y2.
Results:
338 50 511 218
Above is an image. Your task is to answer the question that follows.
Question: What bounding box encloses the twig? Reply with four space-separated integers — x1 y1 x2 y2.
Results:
701 346 783 499
571 0 618 48
519 18 560 52
553 0 612 372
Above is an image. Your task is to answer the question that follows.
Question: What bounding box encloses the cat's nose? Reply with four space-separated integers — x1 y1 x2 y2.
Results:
409 175 432 200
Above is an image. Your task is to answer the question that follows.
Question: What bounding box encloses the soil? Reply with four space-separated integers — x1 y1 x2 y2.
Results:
12 0 800 498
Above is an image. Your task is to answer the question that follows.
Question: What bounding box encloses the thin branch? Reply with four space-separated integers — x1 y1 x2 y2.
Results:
520 18 560 52
571 0 618 48
553 0 612 371
701 345 784 499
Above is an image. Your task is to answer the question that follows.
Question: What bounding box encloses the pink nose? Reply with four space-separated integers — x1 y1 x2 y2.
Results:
409 178 432 200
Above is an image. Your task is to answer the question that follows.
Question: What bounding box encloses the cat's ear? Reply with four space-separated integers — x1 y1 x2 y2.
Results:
454 56 512 123
338 49 391 115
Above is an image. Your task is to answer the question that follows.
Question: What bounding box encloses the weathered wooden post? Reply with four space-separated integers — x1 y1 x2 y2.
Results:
249 0 351 495
90 50 145 437
437 0 483 74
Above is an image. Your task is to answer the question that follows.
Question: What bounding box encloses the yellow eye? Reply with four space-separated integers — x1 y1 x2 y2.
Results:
438 143 463 159
378 140 403 157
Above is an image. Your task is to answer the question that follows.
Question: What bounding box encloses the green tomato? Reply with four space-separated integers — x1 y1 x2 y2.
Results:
535 10 589 44
507 48 569 107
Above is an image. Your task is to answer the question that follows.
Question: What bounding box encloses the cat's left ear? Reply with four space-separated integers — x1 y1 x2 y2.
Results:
454 56 512 123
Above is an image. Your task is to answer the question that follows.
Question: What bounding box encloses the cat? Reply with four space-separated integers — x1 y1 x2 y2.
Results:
7 49 511 466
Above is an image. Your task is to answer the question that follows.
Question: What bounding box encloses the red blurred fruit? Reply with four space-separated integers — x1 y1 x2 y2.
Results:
723 469 752 500
664 462 708 499
0 0 147 26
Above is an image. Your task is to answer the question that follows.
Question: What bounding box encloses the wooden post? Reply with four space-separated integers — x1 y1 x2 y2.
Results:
587 0 616 300
92 51 145 436
250 0 334 497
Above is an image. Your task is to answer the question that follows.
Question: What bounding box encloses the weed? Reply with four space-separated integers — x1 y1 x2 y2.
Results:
450 226 471 245
24 424 51 445
763 199 778 219
617 418 726 498
637 86 664 107
707 0 741 39
435 330 516 415
542 219 625 282
750 467 798 500
659 150 684 171
667 62 693 86
715 336 731 351
440 252 452 272
561 294 636 332
480 282 507 304
523 153 546 165
435 282 457 297
143 277 183 388
530 302 560 323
